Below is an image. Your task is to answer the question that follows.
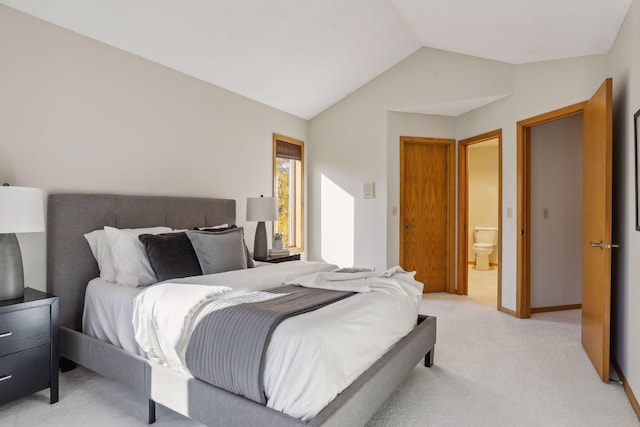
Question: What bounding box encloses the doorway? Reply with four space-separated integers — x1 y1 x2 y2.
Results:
400 136 455 293
457 130 502 309
529 114 584 314
516 78 613 382
516 102 586 318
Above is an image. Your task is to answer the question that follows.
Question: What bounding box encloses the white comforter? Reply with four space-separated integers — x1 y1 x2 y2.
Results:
131 265 422 420
84 262 422 421
83 261 339 356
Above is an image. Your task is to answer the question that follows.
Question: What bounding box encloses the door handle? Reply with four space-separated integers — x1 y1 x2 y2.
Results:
590 241 604 249
403 224 414 230
590 240 620 250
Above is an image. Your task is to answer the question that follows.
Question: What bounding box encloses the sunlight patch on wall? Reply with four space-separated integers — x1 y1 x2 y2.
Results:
320 174 354 267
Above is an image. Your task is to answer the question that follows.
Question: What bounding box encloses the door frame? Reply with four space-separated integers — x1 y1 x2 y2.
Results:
400 136 456 293
516 102 586 318
457 129 503 310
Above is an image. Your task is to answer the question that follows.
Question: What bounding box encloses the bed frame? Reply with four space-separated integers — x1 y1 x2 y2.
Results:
47 193 436 427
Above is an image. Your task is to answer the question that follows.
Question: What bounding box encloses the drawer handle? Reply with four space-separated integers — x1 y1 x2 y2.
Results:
0 375 12 382
0 332 11 338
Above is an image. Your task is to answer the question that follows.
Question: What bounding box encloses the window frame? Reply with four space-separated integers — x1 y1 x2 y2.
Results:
272 133 304 253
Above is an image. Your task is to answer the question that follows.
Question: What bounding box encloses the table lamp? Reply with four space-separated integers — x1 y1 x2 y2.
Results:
0 184 45 300
246 195 277 259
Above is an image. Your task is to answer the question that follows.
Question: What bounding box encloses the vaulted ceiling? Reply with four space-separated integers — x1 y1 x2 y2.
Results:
0 0 633 119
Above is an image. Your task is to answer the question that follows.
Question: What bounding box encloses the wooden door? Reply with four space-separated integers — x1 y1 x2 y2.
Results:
581 78 613 382
400 137 455 293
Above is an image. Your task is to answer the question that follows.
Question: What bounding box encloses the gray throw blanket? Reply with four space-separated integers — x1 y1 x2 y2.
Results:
184 285 354 404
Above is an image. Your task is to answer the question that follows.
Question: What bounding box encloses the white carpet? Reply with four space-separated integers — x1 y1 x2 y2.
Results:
2 293 638 427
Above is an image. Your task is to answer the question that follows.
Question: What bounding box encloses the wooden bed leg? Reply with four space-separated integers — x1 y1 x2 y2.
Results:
59 357 76 372
148 399 156 424
424 349 434 367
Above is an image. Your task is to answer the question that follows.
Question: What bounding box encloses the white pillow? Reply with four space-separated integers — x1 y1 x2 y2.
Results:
84 229 117 283
104 226 172 287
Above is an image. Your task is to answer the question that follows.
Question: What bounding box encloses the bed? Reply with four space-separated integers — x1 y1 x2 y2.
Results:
47 193 437 426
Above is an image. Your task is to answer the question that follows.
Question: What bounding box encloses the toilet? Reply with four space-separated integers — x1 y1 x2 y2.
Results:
472 227 498 271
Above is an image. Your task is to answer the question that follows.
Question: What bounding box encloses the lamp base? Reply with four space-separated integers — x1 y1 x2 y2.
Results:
253 221 268 259
0 233 25 300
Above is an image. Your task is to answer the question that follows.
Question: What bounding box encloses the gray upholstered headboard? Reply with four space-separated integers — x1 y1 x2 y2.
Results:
47 194 236 330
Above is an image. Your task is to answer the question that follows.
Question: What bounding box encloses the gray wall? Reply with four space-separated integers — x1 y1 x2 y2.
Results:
529 114 583 308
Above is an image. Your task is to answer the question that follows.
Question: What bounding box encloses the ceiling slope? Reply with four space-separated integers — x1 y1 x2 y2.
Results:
0 0 632 119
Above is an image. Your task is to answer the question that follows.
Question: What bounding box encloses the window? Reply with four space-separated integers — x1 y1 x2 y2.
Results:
273 134 304 252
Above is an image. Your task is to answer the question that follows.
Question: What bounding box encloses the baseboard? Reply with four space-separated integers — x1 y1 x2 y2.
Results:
499 306 517 317
467 261 500 266
612 358 640 420
530 304 581 314
490 262 498 267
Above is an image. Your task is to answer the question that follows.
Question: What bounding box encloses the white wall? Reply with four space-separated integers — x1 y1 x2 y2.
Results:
309 48 514 270
529 115 583 308
608 0 640 406
467 142 499 263
311 46 607 307
456 55 608 310
4 6 638 399
0 6 309 291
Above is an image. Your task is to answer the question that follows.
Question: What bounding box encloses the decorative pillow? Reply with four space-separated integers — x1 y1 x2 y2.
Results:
104 226 172 287
186 228 248 275
138 232 203 282
84 229 117 283
195 225 254 268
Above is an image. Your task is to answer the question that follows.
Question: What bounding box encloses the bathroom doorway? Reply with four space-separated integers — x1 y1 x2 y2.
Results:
457 130 502 309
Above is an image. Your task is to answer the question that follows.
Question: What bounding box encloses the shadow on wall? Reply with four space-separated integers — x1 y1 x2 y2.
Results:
320 174 354 267
610 72 628 358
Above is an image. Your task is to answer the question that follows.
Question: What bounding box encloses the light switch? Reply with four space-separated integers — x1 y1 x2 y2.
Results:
543 208 549 219
392 206 398 216
507 207 512 218
363 182 375 199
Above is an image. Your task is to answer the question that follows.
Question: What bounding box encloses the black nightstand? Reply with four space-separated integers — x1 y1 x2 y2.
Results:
254 253 301 263
0 288 59 406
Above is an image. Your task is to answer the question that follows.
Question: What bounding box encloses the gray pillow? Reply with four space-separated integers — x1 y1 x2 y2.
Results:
195 225 254 268
186 228 248 275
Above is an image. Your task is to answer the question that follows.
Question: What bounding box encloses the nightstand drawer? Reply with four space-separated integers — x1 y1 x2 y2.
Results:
0 305 50 357
0 344 51 405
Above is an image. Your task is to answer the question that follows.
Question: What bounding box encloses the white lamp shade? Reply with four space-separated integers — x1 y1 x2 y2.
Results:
246 197 277 222
0 186 45 233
